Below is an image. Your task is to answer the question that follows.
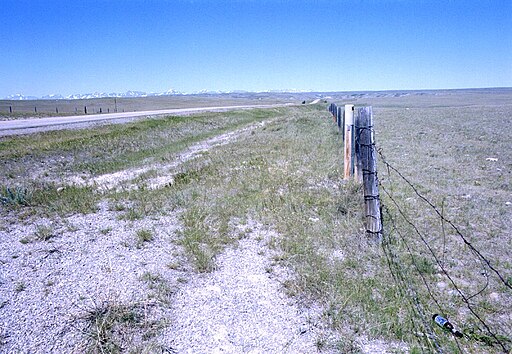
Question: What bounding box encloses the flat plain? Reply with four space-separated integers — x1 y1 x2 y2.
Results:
0 89 510 353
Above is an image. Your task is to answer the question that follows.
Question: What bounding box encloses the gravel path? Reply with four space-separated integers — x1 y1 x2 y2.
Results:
166 222 322 353
76 119 271 192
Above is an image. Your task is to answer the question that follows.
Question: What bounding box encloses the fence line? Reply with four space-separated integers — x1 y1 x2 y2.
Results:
327 103 510 352
328 103 382 240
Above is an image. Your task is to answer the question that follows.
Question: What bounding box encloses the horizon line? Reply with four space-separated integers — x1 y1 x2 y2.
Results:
3 86 512 101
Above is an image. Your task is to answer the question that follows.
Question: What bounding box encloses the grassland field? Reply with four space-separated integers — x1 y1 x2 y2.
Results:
0 88 510 352
0 92 308 119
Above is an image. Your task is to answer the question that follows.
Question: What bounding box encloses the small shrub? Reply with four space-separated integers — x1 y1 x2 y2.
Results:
0 186 32 206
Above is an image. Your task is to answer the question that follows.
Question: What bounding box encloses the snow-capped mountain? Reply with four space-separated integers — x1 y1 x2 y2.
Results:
65 91 151 100
154 89 183 96
4 90 187 100
5 93 39 100
42 94 64 100
3 88 313 100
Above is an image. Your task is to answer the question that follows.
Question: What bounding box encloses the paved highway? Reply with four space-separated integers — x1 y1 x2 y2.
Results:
0 104 292 137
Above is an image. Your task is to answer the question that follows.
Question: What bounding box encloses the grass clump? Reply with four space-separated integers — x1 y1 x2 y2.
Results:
135 229 153 248
180 206 218 273
81 302 140 353
34 225 55 241
139 272 174 303
0 183 99 218
35 185 99 215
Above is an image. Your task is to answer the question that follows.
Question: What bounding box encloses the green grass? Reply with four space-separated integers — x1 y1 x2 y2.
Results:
32 184 100 216
0 182 99 217
0 108 281 216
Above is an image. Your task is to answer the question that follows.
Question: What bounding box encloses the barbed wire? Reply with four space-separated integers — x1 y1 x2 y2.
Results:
378 149 511 293
327 104 510 352
377 148 509 353
381 216 444 353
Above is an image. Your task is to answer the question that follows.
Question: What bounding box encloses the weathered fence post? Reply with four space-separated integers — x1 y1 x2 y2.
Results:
9 106 12 114
358 106 382 240
333 104 337 123
84 106 87 114
337 106 342 130
344 104 354 180
35 107 37 113
354 110 363 183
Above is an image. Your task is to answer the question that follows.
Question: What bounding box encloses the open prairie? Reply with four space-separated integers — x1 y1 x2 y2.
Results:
0 92 312 120
0 89 511 353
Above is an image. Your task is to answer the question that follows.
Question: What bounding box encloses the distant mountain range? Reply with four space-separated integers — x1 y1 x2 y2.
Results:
3 89 313 100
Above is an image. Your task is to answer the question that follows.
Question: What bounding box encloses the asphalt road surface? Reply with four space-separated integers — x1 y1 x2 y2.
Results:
0 104 292 137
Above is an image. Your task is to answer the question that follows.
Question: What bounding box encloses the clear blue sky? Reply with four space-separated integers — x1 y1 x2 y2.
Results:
1 0 511 97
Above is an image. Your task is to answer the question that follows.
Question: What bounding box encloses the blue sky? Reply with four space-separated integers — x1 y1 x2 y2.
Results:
1 0 511 97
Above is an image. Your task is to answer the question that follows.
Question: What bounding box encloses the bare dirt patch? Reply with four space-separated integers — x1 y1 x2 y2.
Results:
166 220 326 352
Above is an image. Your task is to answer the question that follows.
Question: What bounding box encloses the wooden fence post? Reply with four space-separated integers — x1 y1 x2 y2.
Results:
9 106 12 114
358 106 382 240
337 106 342 130
354 110 363 183
344 104 354 179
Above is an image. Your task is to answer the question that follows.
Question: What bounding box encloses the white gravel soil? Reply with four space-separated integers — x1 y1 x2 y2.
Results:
166 222 323 353
0 201 184 352
0 207 329 353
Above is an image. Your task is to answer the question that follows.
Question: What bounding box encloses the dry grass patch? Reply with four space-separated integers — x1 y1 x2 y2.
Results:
78 300 168 353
